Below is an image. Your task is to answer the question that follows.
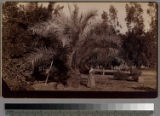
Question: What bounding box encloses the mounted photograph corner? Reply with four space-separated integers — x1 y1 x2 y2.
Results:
2 1 158 98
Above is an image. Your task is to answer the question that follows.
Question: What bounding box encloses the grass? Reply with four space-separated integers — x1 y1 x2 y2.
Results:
2 56 157 92
31 72 157 92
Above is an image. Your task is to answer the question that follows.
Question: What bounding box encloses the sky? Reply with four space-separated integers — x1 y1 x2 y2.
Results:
19 2 155 34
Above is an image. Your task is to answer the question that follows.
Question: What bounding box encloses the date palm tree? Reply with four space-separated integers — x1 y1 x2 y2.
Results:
76 25 123 73
30 5 97 73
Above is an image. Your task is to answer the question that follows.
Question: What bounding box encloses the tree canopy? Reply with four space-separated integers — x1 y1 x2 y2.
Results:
2 2 157 85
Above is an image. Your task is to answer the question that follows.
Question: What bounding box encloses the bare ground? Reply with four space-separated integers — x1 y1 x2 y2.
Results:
2 57 157 92
32 70 157 92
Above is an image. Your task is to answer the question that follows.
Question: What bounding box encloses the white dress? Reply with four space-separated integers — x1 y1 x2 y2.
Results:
87 68 96 88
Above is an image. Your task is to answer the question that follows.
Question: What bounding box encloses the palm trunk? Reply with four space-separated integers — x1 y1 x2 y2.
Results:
68 50 80 74
68 33 85 74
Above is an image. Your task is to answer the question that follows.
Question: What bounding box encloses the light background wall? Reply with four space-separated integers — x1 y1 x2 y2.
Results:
0 0 159 116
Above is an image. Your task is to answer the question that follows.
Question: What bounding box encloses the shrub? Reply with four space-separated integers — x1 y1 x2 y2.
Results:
114 68 141 82
4 78 34 91
130 68 141 82
29 47 69 85
113 71 129 80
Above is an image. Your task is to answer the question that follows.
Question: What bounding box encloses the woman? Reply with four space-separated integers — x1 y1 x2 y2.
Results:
87 67 96 88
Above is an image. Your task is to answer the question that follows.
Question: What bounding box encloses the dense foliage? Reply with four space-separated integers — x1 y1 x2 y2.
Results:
2 2 157 88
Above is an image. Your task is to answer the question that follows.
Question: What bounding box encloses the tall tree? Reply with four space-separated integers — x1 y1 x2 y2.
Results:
77 8 123 73
109 5 121 33
2 2 55 58
123 2 157 68
30 5 97 73
123 3 146 67
125 3 144 33
145 2 158 67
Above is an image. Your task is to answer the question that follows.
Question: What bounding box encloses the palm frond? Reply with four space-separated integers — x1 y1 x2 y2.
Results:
81 10 97 32
28 47 56 69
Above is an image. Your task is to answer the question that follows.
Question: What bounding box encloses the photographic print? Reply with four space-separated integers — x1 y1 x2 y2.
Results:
2 1 158 98
5 104 154 116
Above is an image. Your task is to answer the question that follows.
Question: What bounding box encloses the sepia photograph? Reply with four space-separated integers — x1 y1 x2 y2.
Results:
2 1 158 98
